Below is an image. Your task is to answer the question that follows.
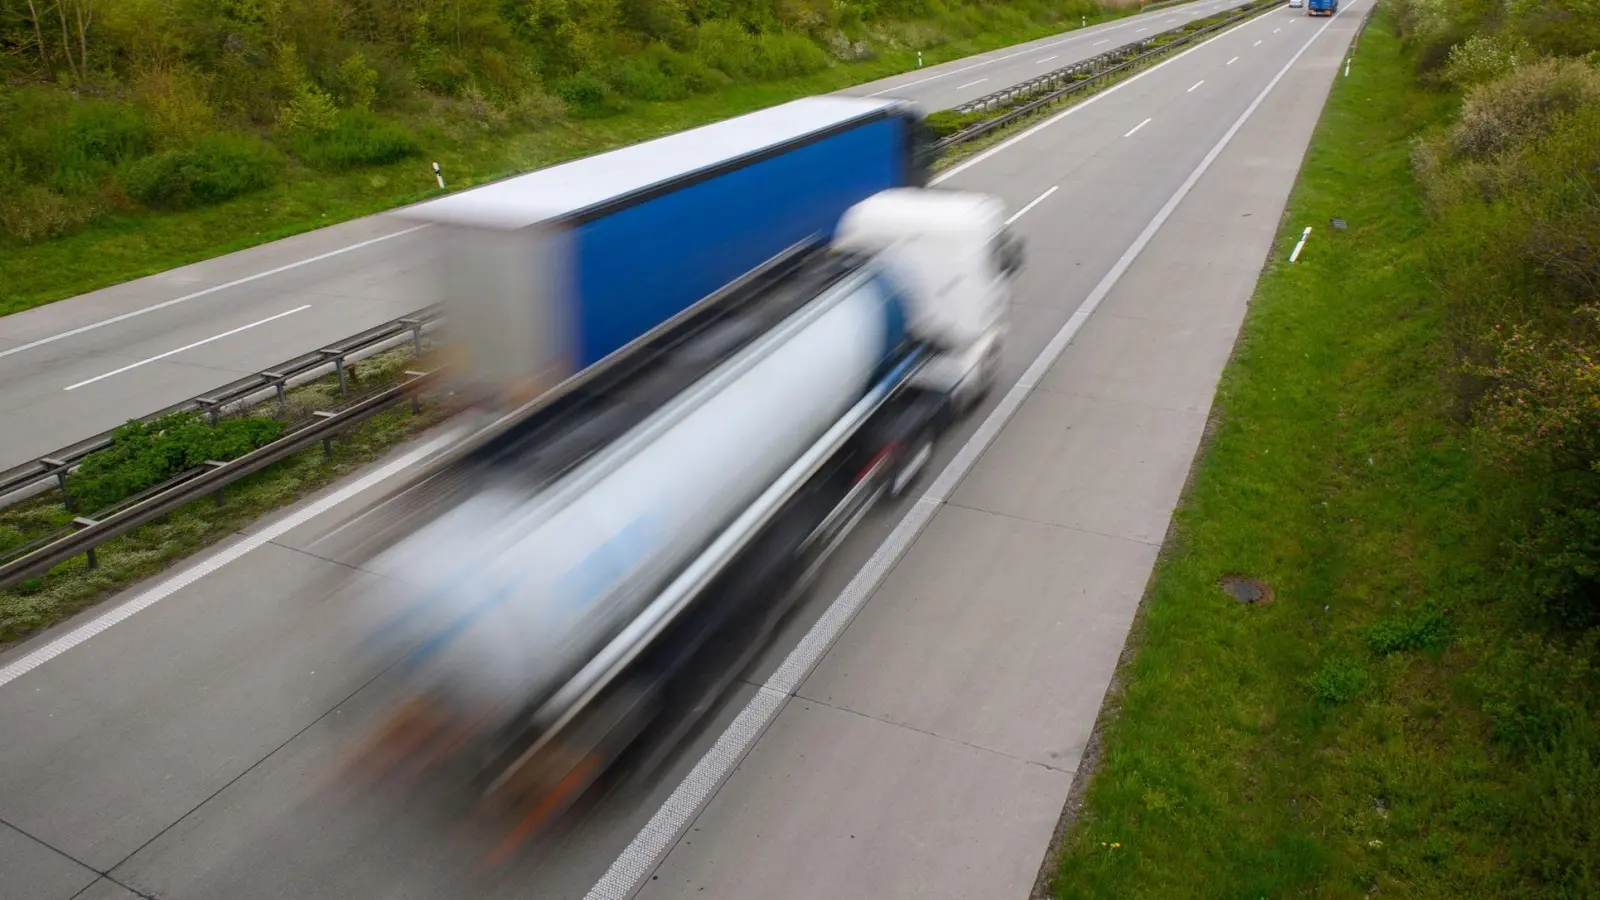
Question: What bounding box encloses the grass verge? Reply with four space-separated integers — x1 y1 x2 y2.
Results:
1050 9 1599 898
0 347 441 646
0 5 1166 317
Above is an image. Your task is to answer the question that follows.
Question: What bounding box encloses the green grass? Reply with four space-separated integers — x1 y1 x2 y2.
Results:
0 5 1161 317
1051 10 1599 898
0 344 438 646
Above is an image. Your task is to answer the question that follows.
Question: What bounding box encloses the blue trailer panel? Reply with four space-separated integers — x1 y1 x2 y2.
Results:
397 95 931 399
572 116 907 365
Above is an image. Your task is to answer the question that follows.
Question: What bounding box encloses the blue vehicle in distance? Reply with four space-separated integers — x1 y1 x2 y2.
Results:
1308 0 1336 15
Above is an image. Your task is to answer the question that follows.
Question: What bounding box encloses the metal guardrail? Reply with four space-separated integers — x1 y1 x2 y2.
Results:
934 0 1286 151
0 0 1285 593
0 306 442 511
0 369 442 590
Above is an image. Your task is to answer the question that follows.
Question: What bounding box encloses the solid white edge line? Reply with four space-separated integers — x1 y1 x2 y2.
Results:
64 305 312 391
0 224 429 361
586 3 1354 897
1125 117 1154 137
0 430 460 690
1004 185 1060 225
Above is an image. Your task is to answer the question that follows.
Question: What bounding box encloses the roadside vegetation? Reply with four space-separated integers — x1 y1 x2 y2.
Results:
1050 2 1600 896
0 0 1151 314
0 345 440 645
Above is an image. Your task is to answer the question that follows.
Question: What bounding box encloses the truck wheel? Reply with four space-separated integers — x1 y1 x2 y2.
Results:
889 431 935 500
960 341 1003 415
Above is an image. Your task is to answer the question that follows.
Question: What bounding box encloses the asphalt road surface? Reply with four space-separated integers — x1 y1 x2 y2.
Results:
0 1 1370 897
0 0 1250 475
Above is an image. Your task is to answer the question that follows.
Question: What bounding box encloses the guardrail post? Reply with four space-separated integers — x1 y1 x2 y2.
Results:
400 318 424 355
203 460 228 507
196 399 221 426
41 457 75 511
72 516 98 569
264 371 289 406
333 356 349 396
404 372 426 414
313 411 338 456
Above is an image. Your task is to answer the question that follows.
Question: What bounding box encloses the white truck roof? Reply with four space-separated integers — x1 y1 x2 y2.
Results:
395 96 910 231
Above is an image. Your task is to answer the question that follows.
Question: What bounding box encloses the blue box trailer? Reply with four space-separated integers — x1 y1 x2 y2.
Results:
397 96 934 402
1308 0 1337 15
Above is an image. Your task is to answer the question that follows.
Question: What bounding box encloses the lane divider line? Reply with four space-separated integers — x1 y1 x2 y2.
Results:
1125 117 1154 137
957 78 990 90
64 305 312 391
1005 186 1060 225
0 225 428 362
586 3 1359 897
934 3 1282 183
1228 55 1240 64
1188 79 1206 91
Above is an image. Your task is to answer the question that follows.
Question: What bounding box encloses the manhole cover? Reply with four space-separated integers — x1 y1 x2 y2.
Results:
1219 575 1274 605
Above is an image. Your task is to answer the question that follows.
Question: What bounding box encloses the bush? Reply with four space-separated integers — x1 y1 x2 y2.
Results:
0 88 152 198
291 110 420 170
557 72 622 115
1449 58 1600 159
0 182 97 243
1442 33 1528 88
69 412 286 512
1366 604 1454 656
923 108 989 138
1309 654 1370 705
122 135 282 209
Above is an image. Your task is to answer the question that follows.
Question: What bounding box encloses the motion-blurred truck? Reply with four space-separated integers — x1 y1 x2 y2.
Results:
329 96 1023 856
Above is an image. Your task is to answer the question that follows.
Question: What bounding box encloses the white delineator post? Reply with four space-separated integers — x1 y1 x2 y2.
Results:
1288 226 1312 262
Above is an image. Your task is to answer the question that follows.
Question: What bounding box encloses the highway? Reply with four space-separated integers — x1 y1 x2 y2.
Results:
0 0 1369 897
0 0 1246 475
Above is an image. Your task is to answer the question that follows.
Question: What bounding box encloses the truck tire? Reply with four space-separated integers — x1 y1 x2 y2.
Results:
889 429 935 500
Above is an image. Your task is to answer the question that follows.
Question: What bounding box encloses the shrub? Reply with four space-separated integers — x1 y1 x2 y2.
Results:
123 135 282 209
1449 58 1600 159
277 84 340 136
69 413 285 512
133 65 217 148
291 110 420 170
1442 33 1528 88
1309 654 1370 705
334 51 380 111
557 72 622 115
924 108 989 138
1366 605 1454 656
0 88 153 198
0 182 96 243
